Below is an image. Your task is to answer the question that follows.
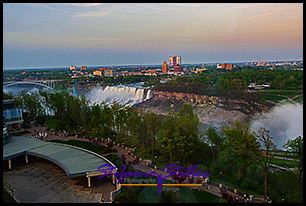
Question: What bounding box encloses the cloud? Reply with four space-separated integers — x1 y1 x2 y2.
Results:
247 12 275 20
71 10 109 18
67 3 105 7
76 37 147 41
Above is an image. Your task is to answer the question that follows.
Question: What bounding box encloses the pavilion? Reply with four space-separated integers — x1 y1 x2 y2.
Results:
3 133 117 188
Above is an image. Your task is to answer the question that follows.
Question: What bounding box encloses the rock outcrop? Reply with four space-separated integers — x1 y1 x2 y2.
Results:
138 90 274 128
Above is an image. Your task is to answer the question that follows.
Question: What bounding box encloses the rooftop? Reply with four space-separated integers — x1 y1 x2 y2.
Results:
3 136 116 178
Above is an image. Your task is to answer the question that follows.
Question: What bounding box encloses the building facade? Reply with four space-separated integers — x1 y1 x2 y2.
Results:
70 66 76 70
162 61 168 73
221 63 232 70
169 55 181 67
174 65 184 73
93 70 102 76
81 66 87 70
3 99 24 130
104 70 117 77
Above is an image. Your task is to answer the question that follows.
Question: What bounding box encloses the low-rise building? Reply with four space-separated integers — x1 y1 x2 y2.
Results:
93 70 103 76
3 99 23 131
104 70 117 77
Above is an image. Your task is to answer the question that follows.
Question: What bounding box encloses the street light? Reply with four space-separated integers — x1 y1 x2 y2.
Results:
220 172 222 185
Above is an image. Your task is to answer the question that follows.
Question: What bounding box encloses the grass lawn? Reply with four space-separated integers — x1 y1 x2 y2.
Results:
269 158 300 168
292 95 303 103
46 116 60 130
257 89 303 98
273 154 299 160
280 100 294 104
261 94 287 103
48 140 106 155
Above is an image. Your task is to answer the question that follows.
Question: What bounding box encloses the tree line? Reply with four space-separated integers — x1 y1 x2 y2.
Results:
154 69 303 96
3 90 303 203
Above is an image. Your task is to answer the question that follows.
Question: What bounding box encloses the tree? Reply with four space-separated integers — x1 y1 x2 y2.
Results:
221 120 258 181
111 101 128 143
144 110 162 157
126 107 149 157
253 127 277 198
206 127 225 172
157 109 177 163
175 103 200 164
283 135 303 186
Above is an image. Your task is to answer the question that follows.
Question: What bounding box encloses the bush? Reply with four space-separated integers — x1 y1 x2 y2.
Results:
240 177 253 189
218 197 228 203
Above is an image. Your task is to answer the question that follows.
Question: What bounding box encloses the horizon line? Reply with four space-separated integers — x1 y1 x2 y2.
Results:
3 59 303 70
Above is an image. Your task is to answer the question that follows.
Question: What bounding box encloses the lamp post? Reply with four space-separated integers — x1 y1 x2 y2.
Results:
220 171 222 185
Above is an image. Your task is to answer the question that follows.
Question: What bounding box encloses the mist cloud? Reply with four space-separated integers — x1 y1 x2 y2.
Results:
250 103 303 149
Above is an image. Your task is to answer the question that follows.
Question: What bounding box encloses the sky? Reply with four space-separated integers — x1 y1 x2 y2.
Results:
3 3 303 69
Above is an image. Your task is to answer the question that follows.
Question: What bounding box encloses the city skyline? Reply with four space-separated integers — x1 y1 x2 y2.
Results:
3 3 303 69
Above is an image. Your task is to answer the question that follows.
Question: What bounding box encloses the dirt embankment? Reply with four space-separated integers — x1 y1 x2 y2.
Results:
138 90 274 128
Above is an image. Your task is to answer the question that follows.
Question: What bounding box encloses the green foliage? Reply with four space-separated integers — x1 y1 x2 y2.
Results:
283 135 303 186
157 104 201 164
154 69 303 97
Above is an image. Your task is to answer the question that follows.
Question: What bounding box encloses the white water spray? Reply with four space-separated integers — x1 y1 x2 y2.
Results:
250 103 303 149
85 85 153 106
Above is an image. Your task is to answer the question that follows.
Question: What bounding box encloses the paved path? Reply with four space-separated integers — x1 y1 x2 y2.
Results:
20 126 265 203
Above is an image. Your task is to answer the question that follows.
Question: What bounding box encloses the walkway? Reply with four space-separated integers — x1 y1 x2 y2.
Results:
19 126 265 203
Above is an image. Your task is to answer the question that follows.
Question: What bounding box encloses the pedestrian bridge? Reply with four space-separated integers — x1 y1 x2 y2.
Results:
3 136 117 187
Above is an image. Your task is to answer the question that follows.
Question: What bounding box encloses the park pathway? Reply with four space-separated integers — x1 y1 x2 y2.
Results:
21 126 265 203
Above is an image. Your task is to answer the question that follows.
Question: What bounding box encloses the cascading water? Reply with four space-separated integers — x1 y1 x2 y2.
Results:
85 84 153 106
250 103 303 149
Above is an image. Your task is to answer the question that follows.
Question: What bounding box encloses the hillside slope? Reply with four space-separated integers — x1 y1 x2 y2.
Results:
138 90 274 128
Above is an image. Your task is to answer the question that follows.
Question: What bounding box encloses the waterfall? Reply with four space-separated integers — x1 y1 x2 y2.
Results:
85 85 153 106
145 89 153 100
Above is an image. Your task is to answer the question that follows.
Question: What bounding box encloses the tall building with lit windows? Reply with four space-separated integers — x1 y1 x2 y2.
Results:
162 61 168 73
169 55 181 67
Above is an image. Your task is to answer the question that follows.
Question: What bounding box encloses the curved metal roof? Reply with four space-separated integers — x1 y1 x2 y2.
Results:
3 136 116 178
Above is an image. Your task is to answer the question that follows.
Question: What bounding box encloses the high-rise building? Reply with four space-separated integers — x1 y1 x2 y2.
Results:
162 61 168 73
81 66 87 70
70 66 76 70
176 56 181 66
169 55 181 67
169 56 174 67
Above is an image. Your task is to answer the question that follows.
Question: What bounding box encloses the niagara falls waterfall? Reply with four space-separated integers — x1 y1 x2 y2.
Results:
85 85 153 106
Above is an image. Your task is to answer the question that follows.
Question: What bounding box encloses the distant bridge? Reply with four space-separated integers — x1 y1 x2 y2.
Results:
3 80 64 90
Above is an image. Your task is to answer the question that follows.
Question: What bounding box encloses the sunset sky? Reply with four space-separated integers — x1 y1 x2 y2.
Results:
3 3 303 69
